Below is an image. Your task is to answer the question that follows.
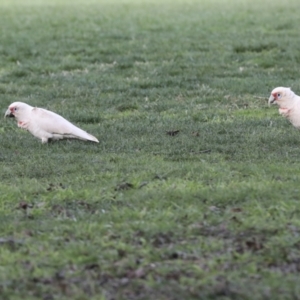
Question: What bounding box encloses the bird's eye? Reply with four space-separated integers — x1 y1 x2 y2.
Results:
14 107 17 111
277 93 281 98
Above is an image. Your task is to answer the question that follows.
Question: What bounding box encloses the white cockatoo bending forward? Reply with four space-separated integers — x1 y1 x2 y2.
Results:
268 87 300 128
5 102 99 143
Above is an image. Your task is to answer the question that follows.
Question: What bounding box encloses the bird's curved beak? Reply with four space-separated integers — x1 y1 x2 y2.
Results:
4 108 14 118
268 95 276 106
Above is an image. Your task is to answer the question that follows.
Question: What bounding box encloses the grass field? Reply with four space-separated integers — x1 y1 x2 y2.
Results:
1 0 300 299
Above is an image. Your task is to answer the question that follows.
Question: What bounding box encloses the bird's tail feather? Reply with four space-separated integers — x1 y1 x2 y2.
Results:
86 133 99 143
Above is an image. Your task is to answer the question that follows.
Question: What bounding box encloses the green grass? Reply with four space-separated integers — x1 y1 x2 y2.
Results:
1 0 300 299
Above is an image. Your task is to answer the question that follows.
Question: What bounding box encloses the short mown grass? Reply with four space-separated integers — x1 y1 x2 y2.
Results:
1 0 300 299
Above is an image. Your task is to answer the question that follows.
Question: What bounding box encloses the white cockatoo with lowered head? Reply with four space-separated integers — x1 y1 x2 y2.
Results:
268 87 300 128
5 102 99 143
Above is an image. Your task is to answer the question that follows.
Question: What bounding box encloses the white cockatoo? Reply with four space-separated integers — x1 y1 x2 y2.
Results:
268 87 300 128
5 102 99 143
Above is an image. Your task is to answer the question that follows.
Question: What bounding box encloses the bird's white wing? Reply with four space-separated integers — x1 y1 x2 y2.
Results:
31 107 99 142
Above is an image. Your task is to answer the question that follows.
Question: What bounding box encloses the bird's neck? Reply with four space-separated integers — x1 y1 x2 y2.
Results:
280 95 300 110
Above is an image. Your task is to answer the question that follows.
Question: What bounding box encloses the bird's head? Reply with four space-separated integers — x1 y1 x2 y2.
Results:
4 102 33 119
268 87 296 108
